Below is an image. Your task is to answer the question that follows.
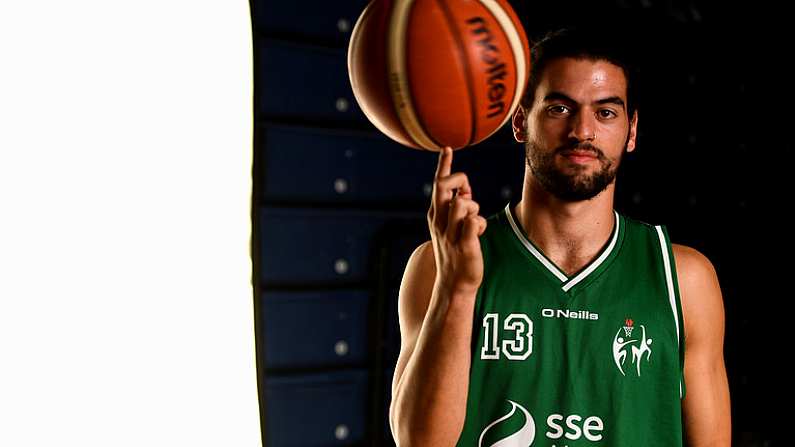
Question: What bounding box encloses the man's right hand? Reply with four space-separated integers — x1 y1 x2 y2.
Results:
427 146 488 297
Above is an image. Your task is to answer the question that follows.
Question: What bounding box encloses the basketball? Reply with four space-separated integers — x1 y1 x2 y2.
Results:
347 0 531 151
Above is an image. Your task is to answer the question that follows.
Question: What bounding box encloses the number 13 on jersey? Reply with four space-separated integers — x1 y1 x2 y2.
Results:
480 313 533 360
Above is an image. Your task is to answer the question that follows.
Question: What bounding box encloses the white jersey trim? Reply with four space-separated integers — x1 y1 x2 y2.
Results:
655 225 683 399
504 203 568 282
504 204 620 292
562 210 620 293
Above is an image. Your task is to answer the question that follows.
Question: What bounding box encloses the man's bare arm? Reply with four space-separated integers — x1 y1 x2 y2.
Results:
674 244 732 446
389 241 477 446
389 146 487 446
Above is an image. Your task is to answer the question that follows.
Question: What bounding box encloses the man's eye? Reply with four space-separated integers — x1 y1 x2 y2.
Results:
599 109 617 118
548 105 569 114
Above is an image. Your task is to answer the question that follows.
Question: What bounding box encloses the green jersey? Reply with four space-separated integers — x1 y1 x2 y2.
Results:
455 202 686 447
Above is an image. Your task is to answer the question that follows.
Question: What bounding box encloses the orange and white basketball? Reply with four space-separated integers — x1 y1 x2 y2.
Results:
347 0 530 151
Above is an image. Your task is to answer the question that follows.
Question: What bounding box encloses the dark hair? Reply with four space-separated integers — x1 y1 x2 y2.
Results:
520 26 640 119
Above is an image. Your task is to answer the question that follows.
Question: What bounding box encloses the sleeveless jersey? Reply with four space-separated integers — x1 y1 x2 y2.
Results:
455 202 686 447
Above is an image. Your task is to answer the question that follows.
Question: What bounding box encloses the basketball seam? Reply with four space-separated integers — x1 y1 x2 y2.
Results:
387 0 439 150
401 0 443 151
435 0 477 147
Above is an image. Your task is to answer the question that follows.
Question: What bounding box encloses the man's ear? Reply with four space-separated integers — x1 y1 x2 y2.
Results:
626 110 639 153
512 105 528 143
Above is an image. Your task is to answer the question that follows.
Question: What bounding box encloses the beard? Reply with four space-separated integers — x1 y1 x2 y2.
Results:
525 136 628 202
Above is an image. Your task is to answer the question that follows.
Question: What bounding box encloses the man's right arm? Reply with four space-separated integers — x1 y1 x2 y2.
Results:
389 146 486 446
388 240 479 446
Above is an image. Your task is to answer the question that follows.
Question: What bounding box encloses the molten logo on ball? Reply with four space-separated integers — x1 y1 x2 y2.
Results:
466 16 507 120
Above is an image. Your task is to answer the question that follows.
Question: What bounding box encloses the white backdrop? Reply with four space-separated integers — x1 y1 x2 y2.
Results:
0 1 261 445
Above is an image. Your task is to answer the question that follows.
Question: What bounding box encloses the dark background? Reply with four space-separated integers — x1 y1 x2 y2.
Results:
251 0 788 445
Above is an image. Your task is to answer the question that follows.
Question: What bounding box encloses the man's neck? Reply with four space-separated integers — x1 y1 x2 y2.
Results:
515 175 617 276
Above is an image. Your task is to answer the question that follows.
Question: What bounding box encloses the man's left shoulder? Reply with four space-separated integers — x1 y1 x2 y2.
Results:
670 243 718 286
670 243 725 338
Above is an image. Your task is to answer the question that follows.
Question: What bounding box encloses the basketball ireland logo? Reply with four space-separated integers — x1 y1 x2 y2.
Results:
612 318 653 376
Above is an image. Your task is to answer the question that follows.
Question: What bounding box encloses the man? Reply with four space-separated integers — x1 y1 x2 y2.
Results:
389 27 731 446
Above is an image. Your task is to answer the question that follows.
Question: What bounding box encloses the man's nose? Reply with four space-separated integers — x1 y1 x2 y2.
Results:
568 110 597 142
